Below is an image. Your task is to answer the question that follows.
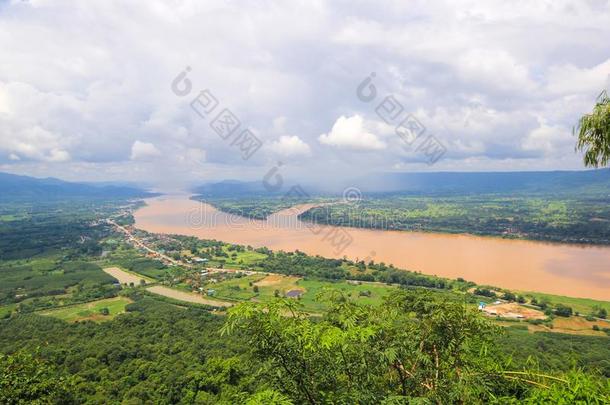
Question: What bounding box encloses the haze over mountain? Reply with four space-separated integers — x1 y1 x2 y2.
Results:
0 172 157 201
193 169 610 197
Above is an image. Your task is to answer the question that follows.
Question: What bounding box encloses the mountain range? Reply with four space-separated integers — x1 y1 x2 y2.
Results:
0 172 158 201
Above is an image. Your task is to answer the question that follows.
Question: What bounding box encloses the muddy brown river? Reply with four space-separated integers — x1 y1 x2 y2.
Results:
134 196 610 301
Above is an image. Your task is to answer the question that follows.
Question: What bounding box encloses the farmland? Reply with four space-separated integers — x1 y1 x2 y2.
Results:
203 272 397 313
39 296 132 322
1 195 609 404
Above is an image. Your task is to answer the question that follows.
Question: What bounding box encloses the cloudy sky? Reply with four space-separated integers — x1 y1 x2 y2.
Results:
0 0 609 190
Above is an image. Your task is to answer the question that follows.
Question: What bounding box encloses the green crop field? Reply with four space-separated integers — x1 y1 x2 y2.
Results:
292 279 397 312
207 275 264 301
221 247 268 268
208 273 398 313
39 296 132 322
518 291 610 315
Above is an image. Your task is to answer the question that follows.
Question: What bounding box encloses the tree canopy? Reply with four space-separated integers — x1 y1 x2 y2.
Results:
576 90 610 168
222 289 610 404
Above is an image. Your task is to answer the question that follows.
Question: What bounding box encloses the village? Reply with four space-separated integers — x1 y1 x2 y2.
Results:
107 217 556 320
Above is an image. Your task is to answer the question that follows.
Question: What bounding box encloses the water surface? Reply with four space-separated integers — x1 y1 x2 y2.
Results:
134 196 610 300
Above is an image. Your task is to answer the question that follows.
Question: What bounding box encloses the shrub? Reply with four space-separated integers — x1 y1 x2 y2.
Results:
554 305 573 317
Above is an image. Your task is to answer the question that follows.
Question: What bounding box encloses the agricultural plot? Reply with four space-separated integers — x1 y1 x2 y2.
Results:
295 279 398 312
0 258 118 315
208 273 398 313
40 296 132 322
221 247 268 269
518 291 610 315
551 317 610 336
102 267 154 285
102 248 169 280
205 274 266 301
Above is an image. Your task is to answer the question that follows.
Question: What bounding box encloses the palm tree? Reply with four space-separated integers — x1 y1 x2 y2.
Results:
575 90 610 167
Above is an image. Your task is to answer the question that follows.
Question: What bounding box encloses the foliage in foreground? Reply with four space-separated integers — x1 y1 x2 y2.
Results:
0 351 76 404
576 90 610 168
1 291 609 404
223 290 610 404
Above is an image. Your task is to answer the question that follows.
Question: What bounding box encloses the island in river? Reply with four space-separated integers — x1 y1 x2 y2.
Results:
133 196 610 301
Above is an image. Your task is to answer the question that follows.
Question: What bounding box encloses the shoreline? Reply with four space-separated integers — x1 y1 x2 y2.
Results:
132 196 610 301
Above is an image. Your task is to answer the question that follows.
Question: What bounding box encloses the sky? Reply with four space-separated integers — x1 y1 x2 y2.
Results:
0 0 609 191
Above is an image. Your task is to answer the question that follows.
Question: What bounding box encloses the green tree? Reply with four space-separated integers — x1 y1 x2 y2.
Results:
222 290 609 403
502 292 516 301
501 371 610 404
593 307 607 319
0 351 76 404
222 290 505 403
575 90 610 167
554 304 573 317
246 389 293 405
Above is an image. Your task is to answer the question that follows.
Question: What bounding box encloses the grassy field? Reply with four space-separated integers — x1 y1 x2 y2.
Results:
101 248 169 280
208 275 265 301
551 316 610 336
205 273 610 336
220 247 268 269
207 273 398 312
39 296 132 322
519 291 610 315
294 279 397 312
0 304 16 319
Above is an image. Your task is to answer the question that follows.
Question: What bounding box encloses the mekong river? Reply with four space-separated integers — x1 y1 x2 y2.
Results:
134 196 610 301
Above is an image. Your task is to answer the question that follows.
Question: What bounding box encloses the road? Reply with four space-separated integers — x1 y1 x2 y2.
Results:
103 266 233 308
107 219 191 268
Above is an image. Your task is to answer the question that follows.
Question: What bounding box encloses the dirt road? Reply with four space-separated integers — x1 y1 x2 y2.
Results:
103 267 151 285
146 285 233 307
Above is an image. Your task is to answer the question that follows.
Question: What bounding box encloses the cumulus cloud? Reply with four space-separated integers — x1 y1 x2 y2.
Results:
0 124 71 162
319 115 386 151
0 0 609 184
269 135 311 157
522 121 572 155
546 59 610 96
130 141 161 161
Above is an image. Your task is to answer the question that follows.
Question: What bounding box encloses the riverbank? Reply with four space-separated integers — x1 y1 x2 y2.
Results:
133 196 610 300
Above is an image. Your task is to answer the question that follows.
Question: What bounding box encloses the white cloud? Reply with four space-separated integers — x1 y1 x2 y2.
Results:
546 59 610 96
0 124 71 162
269 135 311 157
522 121 572 155
319 115 386 151
1 0 609 183
130 141 161 161
454 49 536 93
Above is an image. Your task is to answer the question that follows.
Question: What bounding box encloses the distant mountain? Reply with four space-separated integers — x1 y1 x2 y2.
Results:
358 169 610 196
0 172 159 201
192 180 273 198
193 169 610 198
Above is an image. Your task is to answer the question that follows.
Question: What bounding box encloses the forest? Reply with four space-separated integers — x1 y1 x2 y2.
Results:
1 198 609 403
195 183 610 245
2 290 609 403
299 195 610 244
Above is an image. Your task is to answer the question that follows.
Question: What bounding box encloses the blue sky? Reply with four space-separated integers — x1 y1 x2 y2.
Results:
0 0 609 190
